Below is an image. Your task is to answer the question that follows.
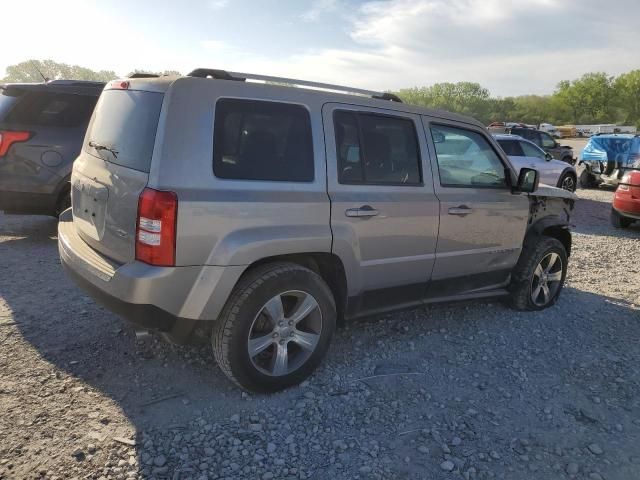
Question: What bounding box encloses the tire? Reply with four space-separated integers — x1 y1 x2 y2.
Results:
611 208 632 228
509 236 568 311
561 156 574 165
54 188 71 217
579 169 597 189
558 172 577 192
212 262 336 393
603 159 616 176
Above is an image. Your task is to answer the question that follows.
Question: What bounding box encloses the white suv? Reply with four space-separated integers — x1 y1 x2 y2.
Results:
494 134 577 191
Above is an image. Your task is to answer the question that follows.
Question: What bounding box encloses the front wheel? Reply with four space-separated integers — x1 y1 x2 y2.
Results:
579 169 597 189
611 208 632 228
509 237 568 311
212 263 336 393
558 173 577 192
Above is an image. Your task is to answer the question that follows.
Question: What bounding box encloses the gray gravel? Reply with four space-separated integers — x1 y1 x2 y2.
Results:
0 187 639 480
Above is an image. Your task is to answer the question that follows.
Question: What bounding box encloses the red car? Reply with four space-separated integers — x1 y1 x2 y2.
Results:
611 170 640 228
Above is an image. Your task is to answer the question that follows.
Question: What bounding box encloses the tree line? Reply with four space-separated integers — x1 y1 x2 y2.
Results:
0 59 179 85
396 70 640 128
3 59 639 128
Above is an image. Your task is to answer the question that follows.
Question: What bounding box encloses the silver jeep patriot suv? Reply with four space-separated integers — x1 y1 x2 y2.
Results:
59 69 576 392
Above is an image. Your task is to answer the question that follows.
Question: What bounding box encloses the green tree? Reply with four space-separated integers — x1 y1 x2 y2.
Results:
127 69 182 77
614 70 640 126
553 72 614 123
397 82 493 123
1 59 116 83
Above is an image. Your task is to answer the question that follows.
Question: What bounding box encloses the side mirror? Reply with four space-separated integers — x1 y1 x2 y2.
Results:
545 152 553 161
515 167 539 193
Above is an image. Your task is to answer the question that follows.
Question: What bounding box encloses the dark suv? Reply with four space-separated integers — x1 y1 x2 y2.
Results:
0 80 104 216
509 127 575 165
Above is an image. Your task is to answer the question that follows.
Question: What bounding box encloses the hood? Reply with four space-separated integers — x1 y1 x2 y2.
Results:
532 183 578 201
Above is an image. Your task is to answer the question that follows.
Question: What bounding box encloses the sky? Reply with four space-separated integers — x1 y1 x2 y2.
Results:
3 0 639 97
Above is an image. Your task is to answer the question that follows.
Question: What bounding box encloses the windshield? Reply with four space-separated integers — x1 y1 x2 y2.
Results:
85 89 163 173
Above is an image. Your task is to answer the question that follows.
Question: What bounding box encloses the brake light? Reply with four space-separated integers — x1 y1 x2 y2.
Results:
136 188 178 266
0 130 31 157
107 80 129 90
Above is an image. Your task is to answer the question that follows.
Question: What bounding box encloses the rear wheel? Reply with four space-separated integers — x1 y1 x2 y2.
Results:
509 237 568 311
611 208 632 228
212 262 336 393
558 172 577 192
53 188 71 217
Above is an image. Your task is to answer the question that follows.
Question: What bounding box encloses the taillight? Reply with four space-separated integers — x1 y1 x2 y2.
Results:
136 188 178 266
106 80 130 90
0 130 31 157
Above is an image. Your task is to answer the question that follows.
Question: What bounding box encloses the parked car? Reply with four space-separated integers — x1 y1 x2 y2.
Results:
0 80 104 216
539 123 562 138
58 70 576 392
493 134 577 191
611 170 640 228
508 126 575 164
579 134 640 188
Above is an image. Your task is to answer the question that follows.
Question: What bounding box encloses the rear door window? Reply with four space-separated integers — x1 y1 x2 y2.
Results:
334 110 422 185
85 90 164 173
497 139 524 156
3 91 97 127
213 99 314 182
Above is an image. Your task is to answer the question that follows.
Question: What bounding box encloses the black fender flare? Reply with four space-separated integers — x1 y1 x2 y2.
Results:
525 215 572 256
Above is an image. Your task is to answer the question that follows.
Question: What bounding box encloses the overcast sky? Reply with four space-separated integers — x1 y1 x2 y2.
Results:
3 0 639 96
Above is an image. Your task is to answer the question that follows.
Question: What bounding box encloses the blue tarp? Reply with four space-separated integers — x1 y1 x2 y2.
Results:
580 135 640 168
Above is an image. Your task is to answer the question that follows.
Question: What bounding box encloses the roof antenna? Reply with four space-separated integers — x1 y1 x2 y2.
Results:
31 61 49 83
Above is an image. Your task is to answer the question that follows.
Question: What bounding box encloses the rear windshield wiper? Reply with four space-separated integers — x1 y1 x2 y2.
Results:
88 140 118 159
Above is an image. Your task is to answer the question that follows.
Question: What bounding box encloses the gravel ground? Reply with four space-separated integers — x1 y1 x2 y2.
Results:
1 187 639 480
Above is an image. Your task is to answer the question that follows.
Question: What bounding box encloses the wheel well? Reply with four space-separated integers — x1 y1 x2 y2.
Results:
244 253 348 323
541 226 571 257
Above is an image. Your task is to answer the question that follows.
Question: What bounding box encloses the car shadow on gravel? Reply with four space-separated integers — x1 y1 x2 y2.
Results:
5 256 640 479
3 212 640 479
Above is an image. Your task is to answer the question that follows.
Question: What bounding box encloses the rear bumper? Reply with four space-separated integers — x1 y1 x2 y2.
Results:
0 190 57 215
58 209 245 333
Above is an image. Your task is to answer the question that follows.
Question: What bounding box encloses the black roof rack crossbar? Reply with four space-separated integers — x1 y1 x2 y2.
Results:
186 68 402 102
187 69 244 81
128 73 160 79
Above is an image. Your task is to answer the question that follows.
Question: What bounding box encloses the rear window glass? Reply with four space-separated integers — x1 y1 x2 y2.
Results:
213 99 314 182
85 90 163 173
2 91 97 127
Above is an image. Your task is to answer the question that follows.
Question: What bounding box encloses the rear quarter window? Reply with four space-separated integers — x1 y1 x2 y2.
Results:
213 99 314 182
0 90 19 120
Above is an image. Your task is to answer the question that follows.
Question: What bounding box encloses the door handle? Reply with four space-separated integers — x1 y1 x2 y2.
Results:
345 205 379 218
448 205 473 216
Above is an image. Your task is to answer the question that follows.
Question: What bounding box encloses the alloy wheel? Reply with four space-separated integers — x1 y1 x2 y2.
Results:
247 290 323 376
530 252 563 307
561 175 575 191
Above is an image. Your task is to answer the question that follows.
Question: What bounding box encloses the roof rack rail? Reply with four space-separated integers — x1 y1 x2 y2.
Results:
186 68 402 102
